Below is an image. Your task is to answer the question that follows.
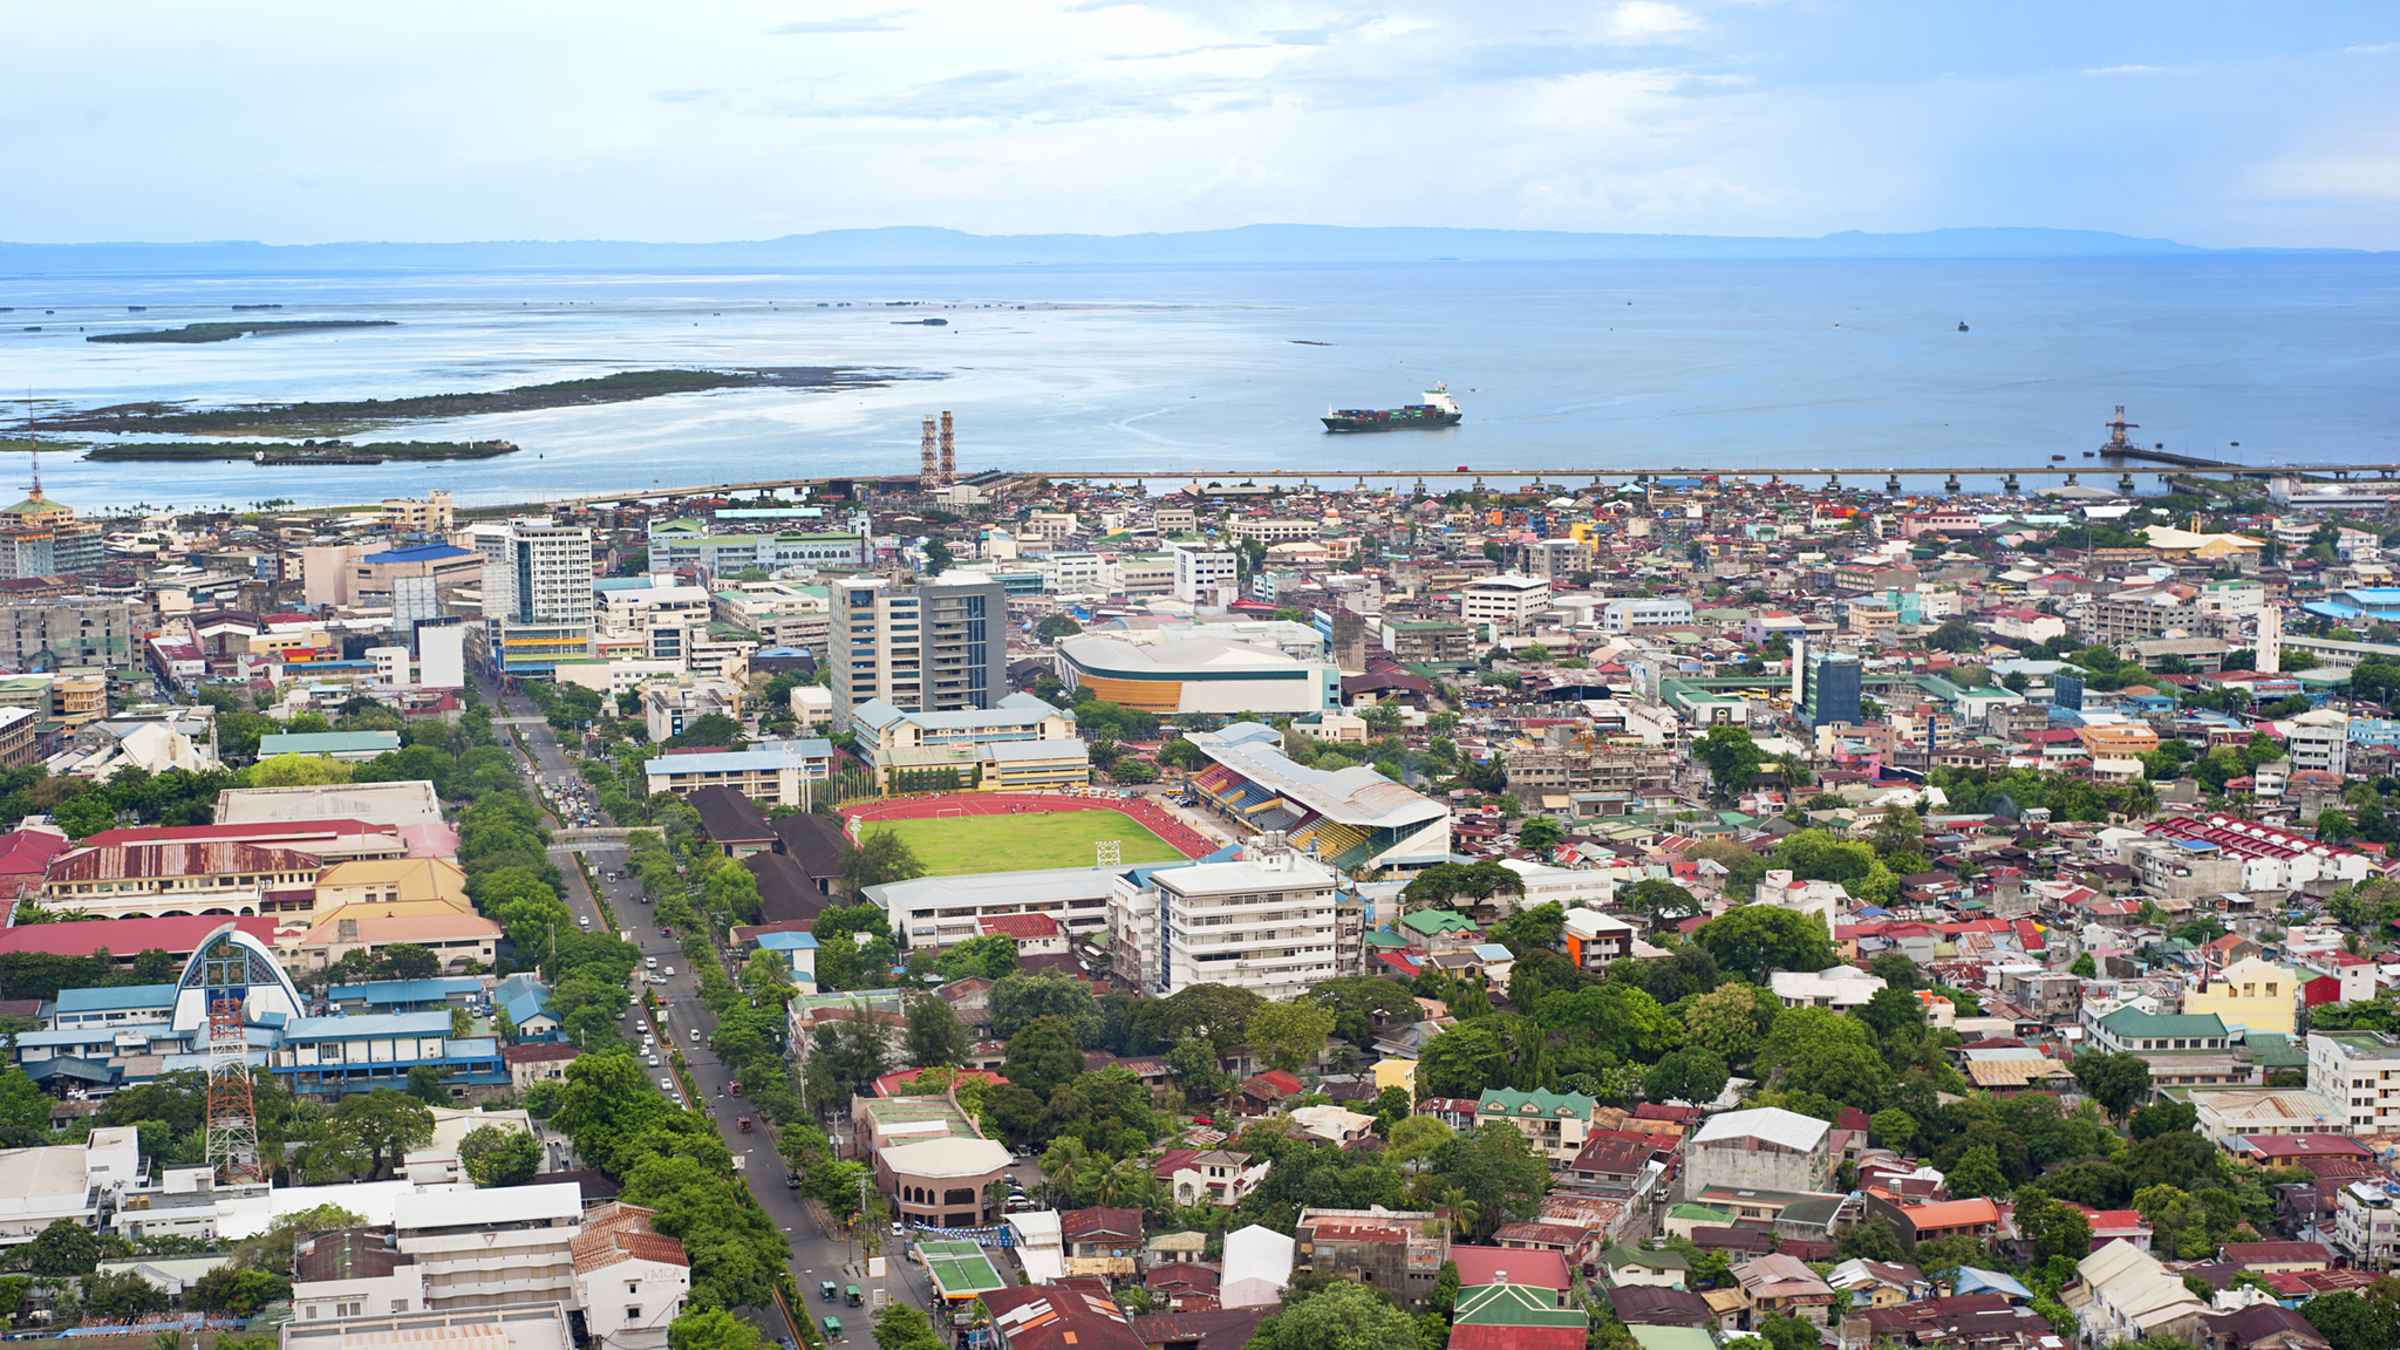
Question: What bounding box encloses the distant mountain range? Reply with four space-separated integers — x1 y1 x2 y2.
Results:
0 223 2374 273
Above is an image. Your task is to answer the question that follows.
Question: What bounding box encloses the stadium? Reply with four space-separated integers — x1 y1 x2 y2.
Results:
841 791 1215 876
1182 722 1451 873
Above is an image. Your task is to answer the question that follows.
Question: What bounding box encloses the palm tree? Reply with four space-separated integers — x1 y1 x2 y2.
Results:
1438 1186 1480 1239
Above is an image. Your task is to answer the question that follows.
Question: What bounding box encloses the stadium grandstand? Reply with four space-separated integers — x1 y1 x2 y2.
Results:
1182 722 1450 874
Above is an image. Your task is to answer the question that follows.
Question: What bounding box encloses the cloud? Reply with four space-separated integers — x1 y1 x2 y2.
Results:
653 88 714 104
2346 41 2400 55
1604 1 1700 41
2080 63 2163 76
2252 150 2400 201
767 9 915 35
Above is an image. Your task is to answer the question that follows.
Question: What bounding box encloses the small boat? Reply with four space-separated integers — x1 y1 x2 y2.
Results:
1957 321 1970 332
2050 454 2066 462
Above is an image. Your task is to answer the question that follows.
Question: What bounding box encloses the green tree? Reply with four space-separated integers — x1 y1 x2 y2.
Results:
332 1089 437 1179
841 828 927 891
406 1064 447 1104
21 1220 101 1277
1002 1016 1087 1099
2013 1191 2095 1265
989 971 1101 1042
1642 1046 1730 1105
1248 999 1337 1074
1416 1022 1511 1099
1695 725 1764 803
2303 1284 2400 1350
1946 1144 2009 1199
904 992 970 1069
1248 1278 1422 1350
1517 816 1565 853
2071 1051 2154 1122
934 935 1019 982
871 1300 948 1350
1755 1006 1892 1110
1619 878 1702 925
459 1124 543 1188
0 1068 51 1147
1695 905 1836 983
2068 952 2098 978
667 1307 767 1350
1868 1107 1917 1154
188 1266 291 1317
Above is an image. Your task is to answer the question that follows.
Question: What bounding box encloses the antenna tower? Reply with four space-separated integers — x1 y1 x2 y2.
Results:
2102 405 2139 454
202 942 261 1184
919 416 939 489
938 411 955 485
19 396 38 502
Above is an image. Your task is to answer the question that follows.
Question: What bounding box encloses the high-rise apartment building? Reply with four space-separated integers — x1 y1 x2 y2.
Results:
480 519 593 679
1792 638 1863 729
828 572 1006 730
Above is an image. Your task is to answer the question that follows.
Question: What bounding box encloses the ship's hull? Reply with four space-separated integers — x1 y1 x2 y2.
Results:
1321 409 1464 433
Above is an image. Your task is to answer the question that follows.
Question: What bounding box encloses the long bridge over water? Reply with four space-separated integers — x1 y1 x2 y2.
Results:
462 458 2400 515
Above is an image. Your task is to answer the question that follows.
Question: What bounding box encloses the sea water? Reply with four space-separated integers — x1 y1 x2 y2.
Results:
1 256 2396 509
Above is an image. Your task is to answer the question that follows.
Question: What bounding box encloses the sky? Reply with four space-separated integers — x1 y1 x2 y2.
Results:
7 1 2398 248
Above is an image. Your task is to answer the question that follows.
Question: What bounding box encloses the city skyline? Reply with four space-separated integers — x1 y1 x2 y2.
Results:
8 1 2398 249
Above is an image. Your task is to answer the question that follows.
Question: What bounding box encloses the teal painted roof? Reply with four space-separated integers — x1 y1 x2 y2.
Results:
1478 1087 1598 1119
2097 1006 2228 1038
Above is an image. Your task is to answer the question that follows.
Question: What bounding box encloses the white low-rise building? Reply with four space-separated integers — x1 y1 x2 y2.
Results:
1770 964 1888 1010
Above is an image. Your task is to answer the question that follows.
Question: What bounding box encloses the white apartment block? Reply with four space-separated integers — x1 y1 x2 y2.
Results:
1105 553 1177 597
1038 552 1106 596
1600 597 1695 633
1109 847 1342 1000
1174 547 1240 605
1229 518 1322 545
1460 574 1552 636
2308 1031 2400 1135
480 519 596 678
2285 709 2351 778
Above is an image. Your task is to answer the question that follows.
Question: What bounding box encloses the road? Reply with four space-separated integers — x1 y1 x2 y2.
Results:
483 677 947 1340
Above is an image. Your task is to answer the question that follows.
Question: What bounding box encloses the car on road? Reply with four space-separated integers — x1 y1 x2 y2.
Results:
646 1054 659 1067
659 1077 675 1092
577 915 590 928
644 957 658 970
889 1222 904 1238
664 966 676 977
688 1027 700 1042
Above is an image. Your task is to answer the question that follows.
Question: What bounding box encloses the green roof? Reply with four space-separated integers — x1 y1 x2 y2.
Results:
1453 1284 1588 1329
1478 1087 1598 1120
2097 1007 2228 1039
1365 928 1413 950
1668 1204 1732 1223
919 1240 1005 1299
1603 1245 1689 1272
2240 1032 2308 1068
1399 909 1478 937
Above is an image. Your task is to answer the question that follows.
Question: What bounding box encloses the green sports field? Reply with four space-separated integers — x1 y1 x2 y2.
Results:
866 809 1184 875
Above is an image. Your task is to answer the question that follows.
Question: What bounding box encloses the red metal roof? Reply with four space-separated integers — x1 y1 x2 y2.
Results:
47 841 320 883
1449 1245 1570 1291
976 912 1062 939
0 914 278 959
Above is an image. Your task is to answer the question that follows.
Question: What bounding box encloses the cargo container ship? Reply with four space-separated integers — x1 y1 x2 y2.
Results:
1322 383 1462 433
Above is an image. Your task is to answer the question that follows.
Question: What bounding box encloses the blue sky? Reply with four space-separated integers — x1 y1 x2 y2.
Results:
7 1 2396 247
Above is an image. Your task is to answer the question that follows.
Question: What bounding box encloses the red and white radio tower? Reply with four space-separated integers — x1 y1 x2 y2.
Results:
202 944 261 1185
938 410 955 485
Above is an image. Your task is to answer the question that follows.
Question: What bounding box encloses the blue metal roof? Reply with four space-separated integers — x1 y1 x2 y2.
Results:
757 930 820 951
281 1011 453 1039
363 544 476 564
329 977 483 1005
54 984 177 1014
645 739 832 775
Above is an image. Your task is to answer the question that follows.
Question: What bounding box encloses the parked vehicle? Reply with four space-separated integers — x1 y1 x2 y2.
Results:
737 1116 753 1134
820 1281 837 1301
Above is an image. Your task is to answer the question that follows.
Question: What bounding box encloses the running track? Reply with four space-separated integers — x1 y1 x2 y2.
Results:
842 792 1217 859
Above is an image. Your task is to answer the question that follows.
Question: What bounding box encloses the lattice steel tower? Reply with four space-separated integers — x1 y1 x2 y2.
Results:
202 945 261 1184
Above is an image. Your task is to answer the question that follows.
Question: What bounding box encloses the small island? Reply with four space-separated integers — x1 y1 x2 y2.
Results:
88 319 400 344
84 438 520 465
50 365 908 436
